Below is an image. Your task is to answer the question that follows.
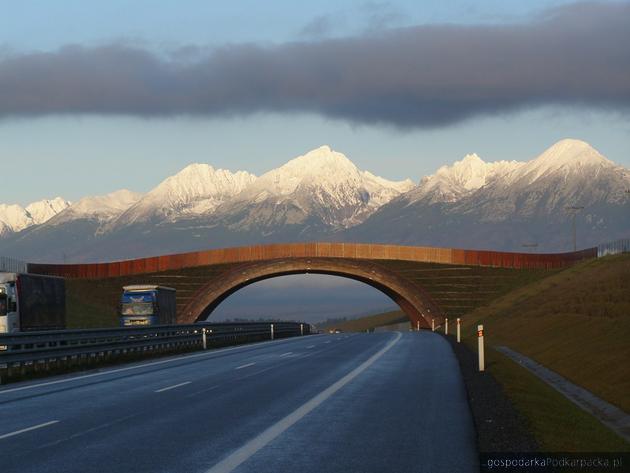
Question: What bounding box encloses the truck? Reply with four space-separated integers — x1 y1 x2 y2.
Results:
119 285 176 327
0 272 66 333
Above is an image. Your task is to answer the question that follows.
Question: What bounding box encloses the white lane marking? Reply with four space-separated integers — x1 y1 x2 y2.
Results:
324 341 331 344
278 352 293 357
0 420 59 440
39 413 141 449
155 381 191 393
188 341 342 397
0 335 319 395
186 385 220 398
235 362 256 370
205 332 402 473
306 345 315 349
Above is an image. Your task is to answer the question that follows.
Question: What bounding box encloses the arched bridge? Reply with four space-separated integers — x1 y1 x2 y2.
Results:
28 242 596 328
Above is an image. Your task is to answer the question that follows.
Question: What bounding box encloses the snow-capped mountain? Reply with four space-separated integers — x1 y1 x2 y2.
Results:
48 190 143 226
215 146 414 232
25 197 72 225
406 153 523 204
0 197 70 236
0 140 627 261
108 164 256 229
0 146 415 261
451 139 628 222
346 139 630 250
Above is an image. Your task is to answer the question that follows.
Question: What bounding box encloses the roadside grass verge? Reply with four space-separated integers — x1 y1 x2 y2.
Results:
482 345 630 451
458 253 630 413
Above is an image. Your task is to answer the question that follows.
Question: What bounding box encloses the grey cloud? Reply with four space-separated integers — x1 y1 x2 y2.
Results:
0 1 628 128
299 14 338 38
360 1 406 30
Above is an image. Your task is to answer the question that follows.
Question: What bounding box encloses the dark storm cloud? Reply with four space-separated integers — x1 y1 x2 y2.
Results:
0 1 628 127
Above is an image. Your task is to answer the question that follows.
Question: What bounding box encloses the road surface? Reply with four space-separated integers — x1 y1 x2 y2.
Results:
0 331 477 473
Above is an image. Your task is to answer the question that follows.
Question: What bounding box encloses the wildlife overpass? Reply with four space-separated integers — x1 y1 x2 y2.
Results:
26 242 596 329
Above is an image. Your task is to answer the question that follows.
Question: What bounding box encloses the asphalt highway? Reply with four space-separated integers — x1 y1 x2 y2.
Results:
0 331 478 473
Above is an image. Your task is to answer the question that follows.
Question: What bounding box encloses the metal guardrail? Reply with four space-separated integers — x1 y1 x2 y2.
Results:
0 322 310 380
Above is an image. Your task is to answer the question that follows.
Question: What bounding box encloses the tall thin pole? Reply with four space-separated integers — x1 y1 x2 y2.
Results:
572 214 577 252
565 206 584 252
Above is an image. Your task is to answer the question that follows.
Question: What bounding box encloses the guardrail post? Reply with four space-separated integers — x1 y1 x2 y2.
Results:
457 318 461 343
477 325 485 372
445 318 448 335
431 319 435 332
202 328 207 350
270 324 274 340
300 323 304 336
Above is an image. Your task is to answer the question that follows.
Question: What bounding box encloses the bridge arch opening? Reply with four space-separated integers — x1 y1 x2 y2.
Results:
211 273 399 324
178 258 443 329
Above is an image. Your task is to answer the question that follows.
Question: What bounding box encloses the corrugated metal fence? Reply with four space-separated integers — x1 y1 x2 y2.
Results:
597 239 630 257
0 256 28 274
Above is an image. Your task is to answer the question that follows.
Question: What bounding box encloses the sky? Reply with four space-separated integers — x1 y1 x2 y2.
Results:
1 1 628 319
0 0 628 206
211 274 397 323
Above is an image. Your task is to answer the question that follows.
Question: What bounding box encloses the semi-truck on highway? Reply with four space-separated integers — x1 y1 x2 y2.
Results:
0 272 66 333
119 285 176 327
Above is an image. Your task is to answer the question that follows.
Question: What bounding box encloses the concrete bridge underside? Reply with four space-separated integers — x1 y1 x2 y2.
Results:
29 242 596 328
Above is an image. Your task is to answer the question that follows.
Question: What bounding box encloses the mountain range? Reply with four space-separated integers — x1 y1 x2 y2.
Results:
1 139 628 262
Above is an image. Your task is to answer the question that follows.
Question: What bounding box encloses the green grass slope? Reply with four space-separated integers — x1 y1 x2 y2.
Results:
459 253 630 413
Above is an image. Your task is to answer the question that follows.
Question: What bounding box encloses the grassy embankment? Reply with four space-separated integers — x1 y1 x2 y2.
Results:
345 254 630 451
459 254 630 412
456 253 630 451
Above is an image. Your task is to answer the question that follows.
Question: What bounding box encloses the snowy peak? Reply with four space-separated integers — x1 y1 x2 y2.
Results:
0 204 32 234
26 197 71 224
437 153 492 190
518 139 614 182
225 145 416 229
150 163 256 208
246 145 364 197
405 139 618 206
0 197 71 235
535 139 611 168
409 153 522 204
53 189 142 224
240 145 412 198
110 163 257 227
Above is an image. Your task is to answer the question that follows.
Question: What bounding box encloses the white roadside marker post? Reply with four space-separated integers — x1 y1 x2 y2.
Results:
431 319 435 332
477 325 485 372
416 321 420 331
445 318 448 335
271 324 275 340
457 318 461 343
202 328 207 350
300 323 304 336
